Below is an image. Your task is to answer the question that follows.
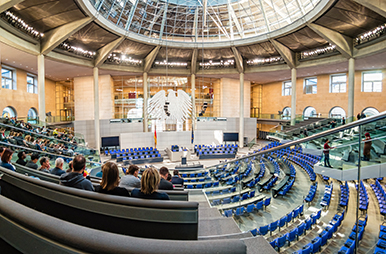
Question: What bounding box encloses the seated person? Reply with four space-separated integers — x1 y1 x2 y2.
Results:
158 166 173 190
95 162 130 197
0 148 16 171
25 153 40 170
50 158 66 176
59 155 94 191
119 164 141 188
171 170 184 185
39 157 51 173
131 167 169 200
15 151 27 166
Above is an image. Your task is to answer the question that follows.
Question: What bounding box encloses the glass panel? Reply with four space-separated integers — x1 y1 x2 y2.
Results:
2 68 12 78
363 81 373 92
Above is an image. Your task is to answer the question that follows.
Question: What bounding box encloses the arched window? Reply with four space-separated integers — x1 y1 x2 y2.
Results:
282 107 291 116
2 106 17 118
329 107 346 118
303 106 316 118
27 108 38 123
362 107 379 117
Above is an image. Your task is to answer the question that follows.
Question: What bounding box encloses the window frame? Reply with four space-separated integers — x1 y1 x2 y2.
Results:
282 81 292 96
329 73 347 93
27 74 38 94
1 65 17 90
303 77 317 94
362 71 382 92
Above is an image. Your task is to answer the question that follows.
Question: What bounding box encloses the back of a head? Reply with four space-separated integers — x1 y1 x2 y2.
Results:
39 157 48 166
141 167 160 195
101 162 119 191
73 155 86 172
365 132 370 137
55 158 64 168
159 166 169 177
173 170 179 176
31 153 40 161
17 151 25 159
1 148 13 163
128 165 139 175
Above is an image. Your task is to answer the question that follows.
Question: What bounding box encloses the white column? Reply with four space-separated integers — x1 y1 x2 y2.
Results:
143 72 148 132
93 67 100 150
348 58 355 122
239 73 244 148
290 68 297 126
191 74 196 131
37 54 46 124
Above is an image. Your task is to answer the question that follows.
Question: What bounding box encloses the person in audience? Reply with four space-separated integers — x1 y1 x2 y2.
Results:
158 166 173 190
167 173 172 182
363 132 372 161
171 170 184 185
357 113 361 120
342 117 346 125
131 167 169 200
39 157 51 173
16 151 27 166
95 162 130 197
0 148 16 171
50 158 66 176
323 139 334 168
361 112 366 119
330 120 337 128
303 128 308 137
119 164 141 188
66 160 73 173
59 155 94 191
25 153 40 170
53 128 58 137
0 147 4 163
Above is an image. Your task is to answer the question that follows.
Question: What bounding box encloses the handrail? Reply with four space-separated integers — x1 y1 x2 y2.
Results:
209 111 386 168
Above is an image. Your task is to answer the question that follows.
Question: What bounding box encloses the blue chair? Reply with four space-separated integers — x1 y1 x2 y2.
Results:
276 234 287 251
270 239 276 249
223 198 231 204
234 207 245 216
232 196 240 203
286 228 298 245
223 209 233 217
213 182 219 187
320 231 328 246
255 201 264 211
293 208 299 219
297 223 306 239
246 204 255 213
204 183 212 188
302 244 312 254
187 185 193 189
241 193 249 201
311 237 321 253
264 197 271 209
269 221 278 235
305 218 312 231
250 228 258 236
211 199 220 206
286 212 293 226
258 225 269 236
196 184 202 189
279 216 287 230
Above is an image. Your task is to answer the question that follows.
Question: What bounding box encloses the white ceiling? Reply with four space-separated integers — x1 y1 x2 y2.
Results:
1 42 386 84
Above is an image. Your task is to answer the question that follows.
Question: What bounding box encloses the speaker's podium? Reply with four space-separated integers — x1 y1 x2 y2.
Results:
181 157 187 165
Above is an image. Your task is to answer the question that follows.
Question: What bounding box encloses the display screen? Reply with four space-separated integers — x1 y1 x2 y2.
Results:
101 136 120 147
223 133 239 142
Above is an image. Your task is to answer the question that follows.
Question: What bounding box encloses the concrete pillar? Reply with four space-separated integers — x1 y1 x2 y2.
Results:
93 67 100 150
239 73 244 148
191 74 196 131
290 68 297 126
37 54 46 124
143 72 148 132
348 58 355 122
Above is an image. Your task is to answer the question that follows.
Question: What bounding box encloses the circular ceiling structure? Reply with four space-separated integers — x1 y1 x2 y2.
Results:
86 0 326 46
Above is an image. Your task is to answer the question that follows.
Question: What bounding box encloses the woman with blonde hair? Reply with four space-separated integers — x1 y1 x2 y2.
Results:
95 162 129 197
131 167 170 200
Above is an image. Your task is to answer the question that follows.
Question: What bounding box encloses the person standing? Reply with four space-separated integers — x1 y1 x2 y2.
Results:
342 117 346 125
357 113 361 120
363 132 372 161
323 139 334 168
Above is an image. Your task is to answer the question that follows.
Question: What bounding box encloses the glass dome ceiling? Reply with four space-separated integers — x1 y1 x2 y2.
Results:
91 0 321 42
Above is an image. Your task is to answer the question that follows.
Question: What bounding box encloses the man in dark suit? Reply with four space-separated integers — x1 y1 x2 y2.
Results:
158 167 173 190
171 170 184 185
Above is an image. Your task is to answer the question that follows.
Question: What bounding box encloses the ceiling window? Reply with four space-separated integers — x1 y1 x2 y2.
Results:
282 81 292 96
27 74 38 94
330 74 346 93
362 71 382 92
304 78 317 94
1 66 16 90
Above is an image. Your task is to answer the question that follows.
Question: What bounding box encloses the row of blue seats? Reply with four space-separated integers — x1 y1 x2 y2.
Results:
370 180 386 215
186 181 219 189
181 172 209 178
197 150 236 156
357 181 369 211
374 225 386 254
211 190 256 206
195 144 238 150
223 197 271 217
340 182 349 207
288 155 316 181
118 153 162 161
338 214 367 254
320 184 333 208
251 205 305 237
242 161 266 189
270 209 322 252
183 177 211 183
292 210 345 254
205 186 236 196
304 183 318 203
108 147 156 154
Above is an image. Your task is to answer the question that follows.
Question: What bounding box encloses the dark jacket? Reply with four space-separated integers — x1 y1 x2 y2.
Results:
158 178 174 190
131 189 170 200
0 162 16 171
171 176 184 185
25 160 38 170
59 172 94 191
95 186 130 197
16 158 27 166
50 167 66 176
